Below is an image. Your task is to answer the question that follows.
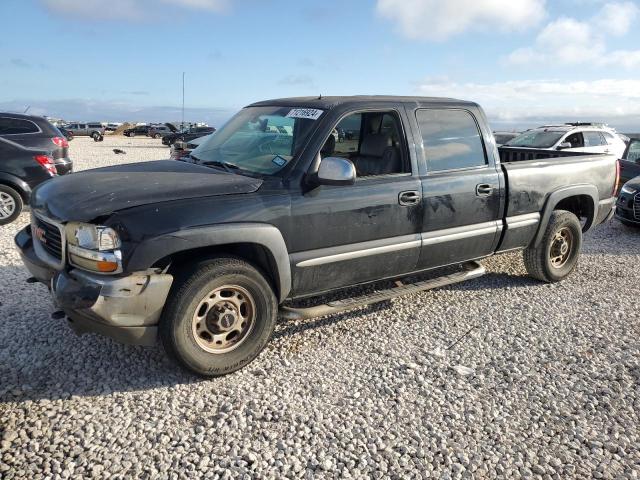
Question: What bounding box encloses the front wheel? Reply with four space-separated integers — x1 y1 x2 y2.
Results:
523 210 582 282
160 257 278 377
154 133 161 139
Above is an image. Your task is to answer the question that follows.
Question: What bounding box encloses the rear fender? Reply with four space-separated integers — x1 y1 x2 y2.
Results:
533 184 598 246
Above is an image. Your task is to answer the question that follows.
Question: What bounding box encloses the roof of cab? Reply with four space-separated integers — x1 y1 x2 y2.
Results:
248 95 477 110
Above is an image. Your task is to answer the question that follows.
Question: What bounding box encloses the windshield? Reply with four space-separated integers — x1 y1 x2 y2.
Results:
190 106 322 175
505 130 566 148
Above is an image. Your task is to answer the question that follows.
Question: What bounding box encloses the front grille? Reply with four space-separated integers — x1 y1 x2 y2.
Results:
634 193 640 221
34 216 64 261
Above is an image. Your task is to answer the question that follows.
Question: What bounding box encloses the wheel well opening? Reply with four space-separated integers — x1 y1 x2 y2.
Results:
154 243 280 298
554 195 594 229
0 181 28 202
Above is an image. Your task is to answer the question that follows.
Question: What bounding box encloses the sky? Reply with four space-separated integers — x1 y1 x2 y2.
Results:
1 0 640 131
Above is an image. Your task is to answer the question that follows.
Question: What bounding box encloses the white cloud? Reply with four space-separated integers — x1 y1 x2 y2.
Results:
416 77 640 126
376 0 547 41
596 1 638 36
505 2 640 68
41 0 228 20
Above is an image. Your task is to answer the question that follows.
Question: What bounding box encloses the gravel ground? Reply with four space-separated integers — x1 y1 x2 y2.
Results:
1 136 639 479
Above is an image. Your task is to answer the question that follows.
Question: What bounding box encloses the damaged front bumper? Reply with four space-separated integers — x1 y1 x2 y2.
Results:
15 226 173 346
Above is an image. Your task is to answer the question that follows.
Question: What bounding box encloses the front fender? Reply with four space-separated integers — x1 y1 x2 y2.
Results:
125 223 291 302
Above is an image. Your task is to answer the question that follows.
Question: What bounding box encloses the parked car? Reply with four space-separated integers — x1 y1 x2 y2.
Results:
58 126 74 141
618 136 640 190
0 112 72 175
64 122 105 140
615 176 640 227
148 124 177 139
16 96 617 377
105 123 121 132
170 133 214 160
504 123 626 158
493 131 519 146
0 137 57 225
162 126 216 146
123 125 151 137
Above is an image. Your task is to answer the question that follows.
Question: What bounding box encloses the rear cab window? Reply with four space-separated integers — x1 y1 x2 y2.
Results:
415 109 487 172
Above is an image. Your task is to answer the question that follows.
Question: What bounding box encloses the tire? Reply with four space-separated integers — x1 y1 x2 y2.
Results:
0 185 24 226
91 132 99 140
129 132 135 138
160 257 278 377
523 210 582 283
154 133 161 139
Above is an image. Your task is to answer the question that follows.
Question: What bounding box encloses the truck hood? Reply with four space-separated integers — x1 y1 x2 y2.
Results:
32 160 263 222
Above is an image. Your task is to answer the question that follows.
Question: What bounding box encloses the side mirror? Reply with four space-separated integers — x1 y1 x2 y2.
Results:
316 157 356 186
557 142 572 150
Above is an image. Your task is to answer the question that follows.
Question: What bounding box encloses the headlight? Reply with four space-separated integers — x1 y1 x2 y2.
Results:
621 185 638 195
65 222 122 273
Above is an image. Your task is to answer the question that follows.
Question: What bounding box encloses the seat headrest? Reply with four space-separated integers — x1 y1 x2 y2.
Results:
360 133 390 157
321 134 335 155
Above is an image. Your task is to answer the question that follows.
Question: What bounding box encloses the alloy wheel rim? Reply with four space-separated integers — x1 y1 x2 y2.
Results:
0 192 16 219
191 285 256 354
550 227 573 268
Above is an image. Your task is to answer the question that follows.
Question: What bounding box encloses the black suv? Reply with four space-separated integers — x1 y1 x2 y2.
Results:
0 113 72 175
123 125 151 137
0 137 57 225
162 126 215 146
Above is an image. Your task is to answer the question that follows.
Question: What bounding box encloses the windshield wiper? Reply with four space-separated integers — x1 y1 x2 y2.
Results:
197 158 241 174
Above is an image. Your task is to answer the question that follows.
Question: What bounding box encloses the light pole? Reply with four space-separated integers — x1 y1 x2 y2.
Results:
181 72 185 131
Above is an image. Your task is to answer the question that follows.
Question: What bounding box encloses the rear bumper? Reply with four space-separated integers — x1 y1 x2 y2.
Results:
596 197 616 225
15 226 173 346
55 157 73 175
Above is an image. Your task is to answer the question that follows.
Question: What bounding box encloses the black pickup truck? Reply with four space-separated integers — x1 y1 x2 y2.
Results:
15 96 618 376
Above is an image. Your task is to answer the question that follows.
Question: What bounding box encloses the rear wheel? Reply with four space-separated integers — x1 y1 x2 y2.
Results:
154 133 161 139
91 131 100 140
0 185 23 226
160 257 277 377
523 210 582 282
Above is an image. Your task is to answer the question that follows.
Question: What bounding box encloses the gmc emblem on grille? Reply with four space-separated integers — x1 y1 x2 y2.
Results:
34 226 47 244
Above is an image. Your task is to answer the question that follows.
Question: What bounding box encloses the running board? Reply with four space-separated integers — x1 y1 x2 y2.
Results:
279 261 485 321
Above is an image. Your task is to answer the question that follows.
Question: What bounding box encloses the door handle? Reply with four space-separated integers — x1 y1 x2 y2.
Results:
399 190 421 206
476 184 493 196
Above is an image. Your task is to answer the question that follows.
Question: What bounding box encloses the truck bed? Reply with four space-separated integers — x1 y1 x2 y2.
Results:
498 146 595 163
496 148 617 251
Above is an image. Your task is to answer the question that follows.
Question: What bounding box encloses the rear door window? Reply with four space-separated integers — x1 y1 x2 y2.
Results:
416 109 487 172
584 131 605 147
0 117 39 135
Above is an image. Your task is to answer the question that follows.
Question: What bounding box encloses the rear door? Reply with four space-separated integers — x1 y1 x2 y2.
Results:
410 107 502 270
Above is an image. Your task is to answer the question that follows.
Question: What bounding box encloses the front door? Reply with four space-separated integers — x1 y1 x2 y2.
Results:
288 109 423 297
412 108 502 270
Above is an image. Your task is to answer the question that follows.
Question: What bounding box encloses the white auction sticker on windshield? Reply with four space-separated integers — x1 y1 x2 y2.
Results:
286 108 323 120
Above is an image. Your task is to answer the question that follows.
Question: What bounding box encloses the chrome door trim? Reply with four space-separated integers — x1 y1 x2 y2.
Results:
293 234 422 268
421 221 500 246
506 212 540 228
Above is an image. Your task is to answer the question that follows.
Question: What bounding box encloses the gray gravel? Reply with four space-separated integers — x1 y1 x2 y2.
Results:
1 136 640 479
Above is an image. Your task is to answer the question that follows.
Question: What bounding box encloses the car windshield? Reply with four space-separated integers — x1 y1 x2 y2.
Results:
504 130 566 148
190 106 322 175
